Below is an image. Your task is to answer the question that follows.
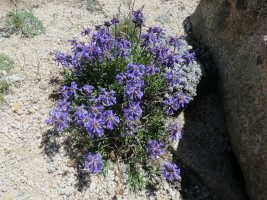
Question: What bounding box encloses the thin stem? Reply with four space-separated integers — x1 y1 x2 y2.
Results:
177 63 185 72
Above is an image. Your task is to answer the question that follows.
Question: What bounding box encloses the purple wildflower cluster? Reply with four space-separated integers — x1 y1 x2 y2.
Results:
163 93 190 115
46 81 120 138
182 51 196 66
167 122 183 140
84 153 104 174
146 140 165 158
164 71 180 86
46 108 72 133
139 25 196 96
76 89 120 138
161 163 180 181
132 10 145 28
55 22 131 75
120 62 146 135
118 62 161 136
47 10 197 180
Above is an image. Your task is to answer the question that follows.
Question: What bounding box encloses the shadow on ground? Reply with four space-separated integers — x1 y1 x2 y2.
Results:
40 75 92 192
40 128 92 192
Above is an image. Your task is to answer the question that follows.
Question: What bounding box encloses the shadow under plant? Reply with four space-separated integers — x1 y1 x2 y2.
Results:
40 77 92 191
172 18 249 200
40 129 92 191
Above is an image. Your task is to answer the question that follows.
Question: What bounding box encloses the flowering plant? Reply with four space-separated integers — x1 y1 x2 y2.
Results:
46 9 198 189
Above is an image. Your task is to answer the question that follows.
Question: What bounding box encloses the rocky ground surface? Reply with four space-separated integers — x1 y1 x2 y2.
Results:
0 0 230 200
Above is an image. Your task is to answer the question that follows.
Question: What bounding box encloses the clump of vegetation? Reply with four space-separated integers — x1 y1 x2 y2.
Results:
0 80 9 93
0 80 9 103
0 54 13 103
0 54 14 72
46 9 199 190
4 10 45 38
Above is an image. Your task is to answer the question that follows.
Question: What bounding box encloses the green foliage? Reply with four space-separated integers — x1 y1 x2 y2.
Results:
0 81 9 93
127 166 147 191
0 54 14 72
0 80 9 103
0 54 13 103
111 4 144 43
5 10 45 37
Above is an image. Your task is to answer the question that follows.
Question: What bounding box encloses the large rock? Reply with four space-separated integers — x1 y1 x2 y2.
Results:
188 0 267 199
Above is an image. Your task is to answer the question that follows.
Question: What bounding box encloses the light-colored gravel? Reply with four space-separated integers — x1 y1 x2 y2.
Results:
0 0 200 199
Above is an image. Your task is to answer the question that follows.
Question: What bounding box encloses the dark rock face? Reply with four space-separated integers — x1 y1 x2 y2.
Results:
189 0 267 199
176 94 248 200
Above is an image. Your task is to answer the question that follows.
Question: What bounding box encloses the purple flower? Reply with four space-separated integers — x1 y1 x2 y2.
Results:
162 52 180 69
126 75 144 87
81 114 91 127
98 88 116 106
59 86 70 100
152 43 169 62
83 85 94 98
69 82 81 98
55 52 72 68
45 109 72 133
92 28 113 51
132 10 145 28
103 110 120 130
56 99 72 112
116 72 127 85
123 122 138 137
86 117 105 138
124 102 142 121
89 103 104 117
141 32 157 47
146 63 160 76
163 97 180 115
111 17 120 25
126 63 145 75
175 93 190 107
114 37 131 60
102 49 114 61
146 140 165 158
104 21 112 27
161 163 180 181
124 85 143 102
84 153 104 174
149 27 166 39
164 72 180 86
116 37 131 48
74 105 88 122
181 51 196 66
167 122 183 140
95 25 102 31
81 28 91 36
68 39 77 46
83 43 102 63
169 36 183 51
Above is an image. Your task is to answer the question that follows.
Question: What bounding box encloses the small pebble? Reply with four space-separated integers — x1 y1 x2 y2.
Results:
28 108 35 114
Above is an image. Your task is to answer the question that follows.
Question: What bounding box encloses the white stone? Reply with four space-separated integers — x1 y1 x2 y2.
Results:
1 74 26 83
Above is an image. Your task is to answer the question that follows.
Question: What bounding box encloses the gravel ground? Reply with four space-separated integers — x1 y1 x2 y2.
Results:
0 0 200 199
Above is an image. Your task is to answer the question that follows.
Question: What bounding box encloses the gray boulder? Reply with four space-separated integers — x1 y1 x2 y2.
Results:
189 0 267 199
